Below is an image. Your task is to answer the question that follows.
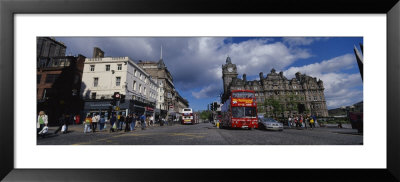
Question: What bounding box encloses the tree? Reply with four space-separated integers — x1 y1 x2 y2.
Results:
264 97 283 118
200 110 212 120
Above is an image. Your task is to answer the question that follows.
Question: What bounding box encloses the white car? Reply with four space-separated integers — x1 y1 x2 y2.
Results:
258 117 283 131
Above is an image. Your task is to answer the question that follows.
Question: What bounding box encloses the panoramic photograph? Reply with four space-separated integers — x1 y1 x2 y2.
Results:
36 37 363 145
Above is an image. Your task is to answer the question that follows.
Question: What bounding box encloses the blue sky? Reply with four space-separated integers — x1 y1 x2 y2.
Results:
56 37 363 111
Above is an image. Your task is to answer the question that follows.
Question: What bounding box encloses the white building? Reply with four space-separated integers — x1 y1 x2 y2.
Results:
154 78 166 111
81 56 158 117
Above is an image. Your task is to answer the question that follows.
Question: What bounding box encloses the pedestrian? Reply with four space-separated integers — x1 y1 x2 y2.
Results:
294 116 298 128
91 113 99 132
54 114 69 134
109 114 116 133
130 114 136 131
304 115 308 129
74 114 80 125
288 116 292 128
299 115 304 128
118 114 125 131
312 115 317 128
145 115 150 127
140 113 146 130
150 115 154 126
124 114 131 132
99 115 105 131
84 114 92 133
37 111 48 135
310 117 314 130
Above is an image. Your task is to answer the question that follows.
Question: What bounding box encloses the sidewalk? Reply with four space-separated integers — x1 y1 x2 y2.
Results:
46 122 169 134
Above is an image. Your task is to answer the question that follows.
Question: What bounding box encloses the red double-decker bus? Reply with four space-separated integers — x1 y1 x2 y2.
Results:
220 90 258 129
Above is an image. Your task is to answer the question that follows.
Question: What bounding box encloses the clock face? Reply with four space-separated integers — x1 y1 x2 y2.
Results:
228 67 233 72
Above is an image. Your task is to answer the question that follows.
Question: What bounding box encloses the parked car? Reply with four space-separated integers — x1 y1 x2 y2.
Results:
258 117 283 131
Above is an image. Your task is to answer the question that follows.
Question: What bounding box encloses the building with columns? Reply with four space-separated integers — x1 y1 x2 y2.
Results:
221 56 328 117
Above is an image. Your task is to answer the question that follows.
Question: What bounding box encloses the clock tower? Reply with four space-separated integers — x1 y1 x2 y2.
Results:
222 56 238 96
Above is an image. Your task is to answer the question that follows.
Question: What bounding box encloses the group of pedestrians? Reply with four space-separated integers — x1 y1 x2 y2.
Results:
83 113 109 133
83 112 156 134
37 111 77 137
287 115 317 130
37 110 165 136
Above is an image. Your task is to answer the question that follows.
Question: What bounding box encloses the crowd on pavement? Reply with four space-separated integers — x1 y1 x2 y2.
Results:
286 114 318 130
37 110 169 137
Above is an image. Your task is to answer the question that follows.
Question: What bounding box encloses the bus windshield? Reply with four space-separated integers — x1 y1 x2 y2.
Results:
232 92 255 99
231 107 257 118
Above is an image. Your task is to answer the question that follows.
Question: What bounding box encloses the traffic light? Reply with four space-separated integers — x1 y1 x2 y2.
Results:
210 103 214 111
213 102 218 111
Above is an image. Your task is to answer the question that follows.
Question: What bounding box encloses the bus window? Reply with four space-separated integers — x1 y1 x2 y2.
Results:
232 107 245 118
245 107 256 117
232 107 256 118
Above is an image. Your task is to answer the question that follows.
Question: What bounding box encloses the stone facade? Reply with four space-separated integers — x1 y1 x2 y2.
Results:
137 58 189 118
81 56 158 117
222 56 328 117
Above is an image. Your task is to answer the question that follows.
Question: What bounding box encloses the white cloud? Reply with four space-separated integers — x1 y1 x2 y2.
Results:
283 54 363 109
192 84 220 99
282 37 328 47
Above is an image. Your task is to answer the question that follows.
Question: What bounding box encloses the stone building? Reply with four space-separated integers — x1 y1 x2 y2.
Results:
37 37 66 59
80 49 158 119
37 37 86 125
222 56 329 117
136 49 189 120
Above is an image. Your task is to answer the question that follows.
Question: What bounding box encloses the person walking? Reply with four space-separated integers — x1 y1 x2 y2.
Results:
37 111 48 134
91 113 99 132
55 114 69 134
99 115 105 131
145 115 150 127
84 114 92 133
130 114 136 131
118 114 125 131
124 114 132 132
150 115 154 126
140 113 146 130
109 114 116 133
304 115 308 129
309 116 314 130
299 115 304 128
312 115 317 128
288 116 292 128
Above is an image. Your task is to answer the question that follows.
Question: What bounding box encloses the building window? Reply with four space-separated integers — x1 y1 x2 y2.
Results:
134 69 137 77
117 64 122 70
91 92 96 99
144 87 147 94
139 84 142 93
140 73 142 80
90 65 95 71
37 74 42 84
116 77 121 86
93 77 98 87
133 81 137 90
45 74 59 83
106 65 110 71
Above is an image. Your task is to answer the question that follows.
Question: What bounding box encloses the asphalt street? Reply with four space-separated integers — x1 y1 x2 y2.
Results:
37 122 363 145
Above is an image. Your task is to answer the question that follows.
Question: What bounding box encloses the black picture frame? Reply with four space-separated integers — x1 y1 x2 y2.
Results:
1 0 399 181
